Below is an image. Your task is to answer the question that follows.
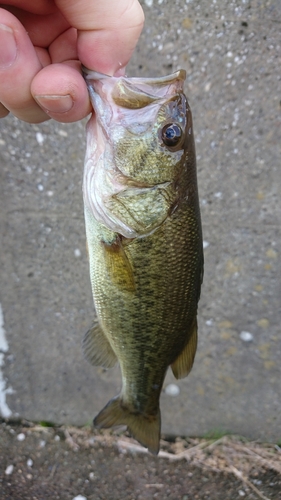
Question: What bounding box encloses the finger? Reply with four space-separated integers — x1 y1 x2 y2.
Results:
0 9 48 122
2 5 70 47
55 0 144 75
35 46 51 67
0 102 9 118
31 63 91 123
1 1 57 16
48 27 78 64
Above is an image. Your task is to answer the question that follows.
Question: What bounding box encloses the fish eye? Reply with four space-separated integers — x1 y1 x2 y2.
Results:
161 123 183 148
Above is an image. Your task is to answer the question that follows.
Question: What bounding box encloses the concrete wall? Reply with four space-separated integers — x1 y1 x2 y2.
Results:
0 0 280 441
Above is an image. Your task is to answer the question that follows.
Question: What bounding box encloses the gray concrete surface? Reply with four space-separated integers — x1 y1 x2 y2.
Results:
0 0 280 441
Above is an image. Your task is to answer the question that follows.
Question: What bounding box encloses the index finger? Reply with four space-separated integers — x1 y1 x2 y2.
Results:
55 0 144 75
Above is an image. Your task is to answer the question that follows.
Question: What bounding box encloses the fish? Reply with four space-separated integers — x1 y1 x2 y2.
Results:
82 67 203 455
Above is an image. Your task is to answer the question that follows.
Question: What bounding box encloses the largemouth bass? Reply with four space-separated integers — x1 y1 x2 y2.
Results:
82 67 203 455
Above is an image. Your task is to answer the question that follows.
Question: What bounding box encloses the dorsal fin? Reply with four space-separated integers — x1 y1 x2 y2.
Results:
171 317 198 379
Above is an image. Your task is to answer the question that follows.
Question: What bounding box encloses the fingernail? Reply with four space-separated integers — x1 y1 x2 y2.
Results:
0 24 17 68
34 95 74 114
114 66 126 77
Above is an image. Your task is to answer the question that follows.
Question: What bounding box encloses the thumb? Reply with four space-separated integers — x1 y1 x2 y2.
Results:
55 0 144 75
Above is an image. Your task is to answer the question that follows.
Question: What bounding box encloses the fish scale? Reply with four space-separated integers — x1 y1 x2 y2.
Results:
82 68 203 454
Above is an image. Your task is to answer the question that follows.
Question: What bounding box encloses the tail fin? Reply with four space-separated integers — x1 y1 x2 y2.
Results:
94 396 161 455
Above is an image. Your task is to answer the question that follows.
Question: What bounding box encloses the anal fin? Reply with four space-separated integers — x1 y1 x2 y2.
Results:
83 322 117 368
171 317 198 379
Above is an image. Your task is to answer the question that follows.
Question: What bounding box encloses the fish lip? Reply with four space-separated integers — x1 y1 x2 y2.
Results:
82 66 112 79
82 66 186 85
82 67 186 114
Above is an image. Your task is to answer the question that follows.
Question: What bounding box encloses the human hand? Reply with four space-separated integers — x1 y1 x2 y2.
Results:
0 0 144 123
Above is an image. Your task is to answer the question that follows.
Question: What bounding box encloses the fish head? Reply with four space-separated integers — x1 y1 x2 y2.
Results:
83 69 195 238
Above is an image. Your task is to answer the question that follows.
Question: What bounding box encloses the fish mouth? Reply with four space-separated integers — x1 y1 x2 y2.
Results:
82 67 186 110
82 66 186 85
83 67 187 238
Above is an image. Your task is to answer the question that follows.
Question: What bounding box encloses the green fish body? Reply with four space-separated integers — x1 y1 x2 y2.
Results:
82 69 203 455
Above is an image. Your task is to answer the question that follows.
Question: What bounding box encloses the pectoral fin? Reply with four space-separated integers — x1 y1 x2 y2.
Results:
102 236 135 292
171 318 198 379
83 322 117 368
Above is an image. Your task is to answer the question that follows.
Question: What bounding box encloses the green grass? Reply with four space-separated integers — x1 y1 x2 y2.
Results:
202 428 231 440
39 420 56 428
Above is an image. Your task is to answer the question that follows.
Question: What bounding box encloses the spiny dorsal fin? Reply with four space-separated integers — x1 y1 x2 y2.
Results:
171 317 198 379
83 322 117 368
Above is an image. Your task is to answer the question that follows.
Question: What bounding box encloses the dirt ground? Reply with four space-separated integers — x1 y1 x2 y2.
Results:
0 421 280 500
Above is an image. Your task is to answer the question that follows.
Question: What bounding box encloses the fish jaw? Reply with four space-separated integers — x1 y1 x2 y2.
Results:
83 71 189 239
